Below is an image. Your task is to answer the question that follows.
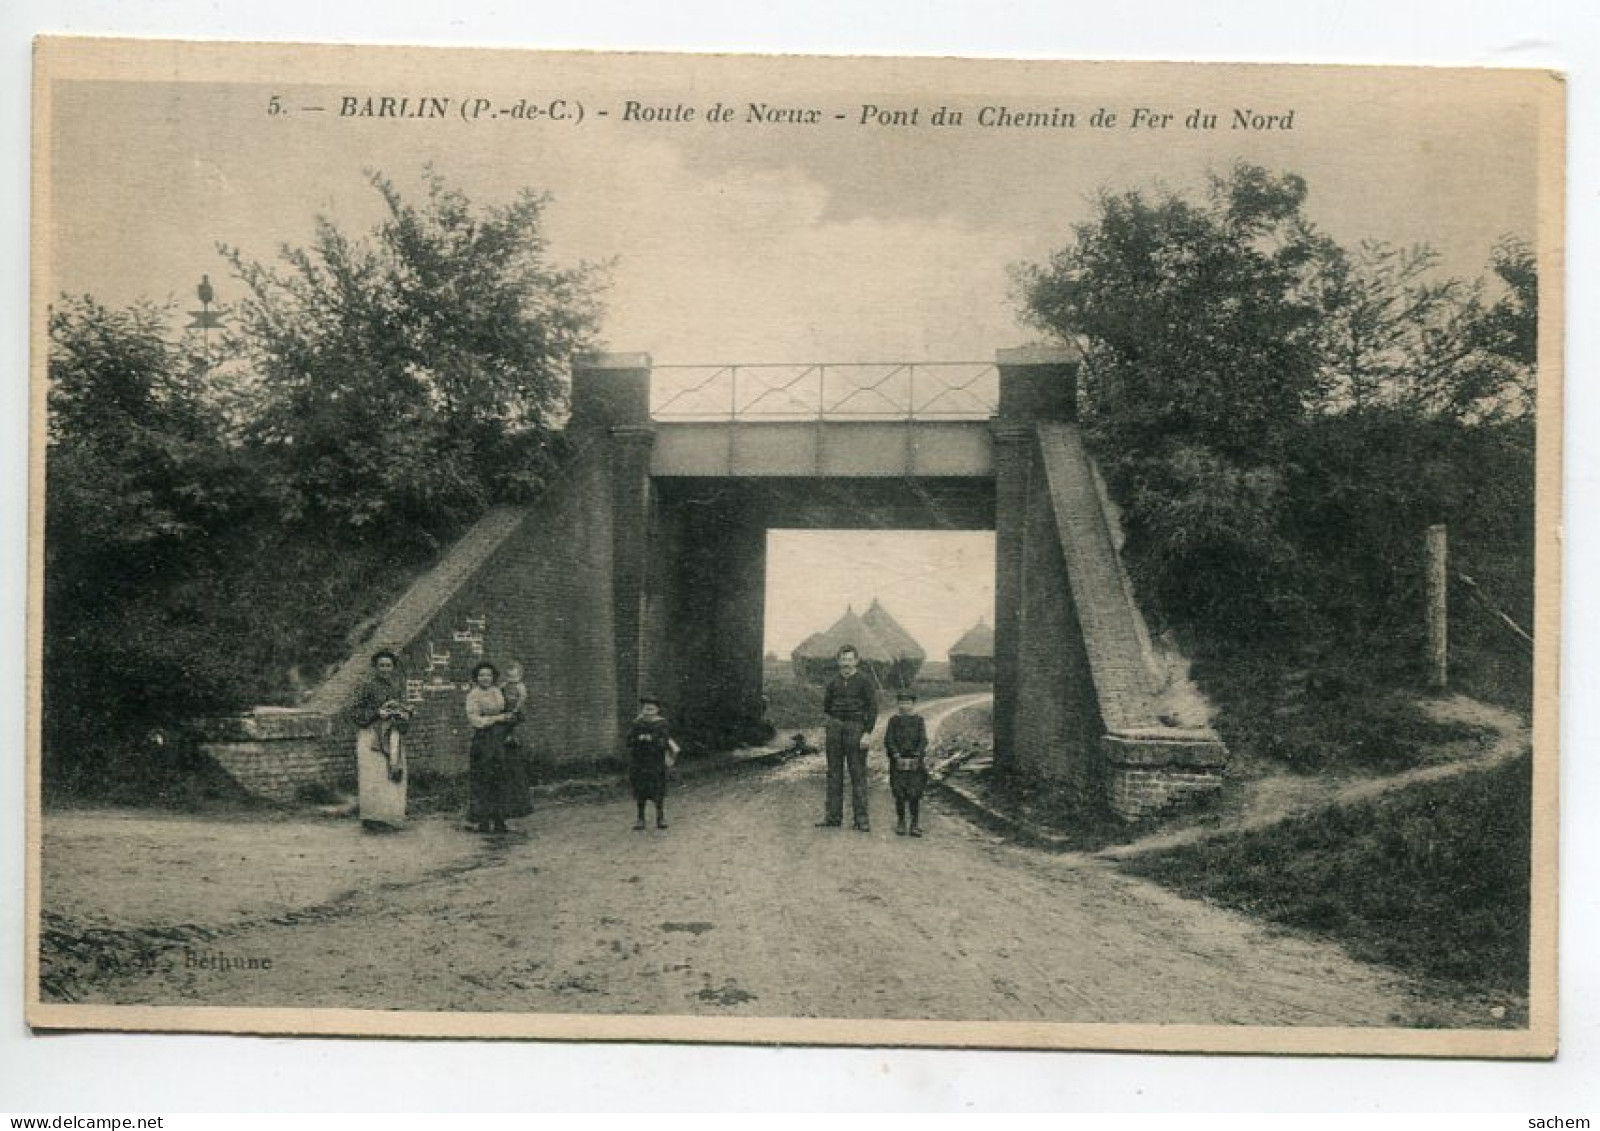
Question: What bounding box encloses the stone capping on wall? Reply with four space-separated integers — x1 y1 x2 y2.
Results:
192 708 332 743
995 342 1085 367
1102 729 1228 769
577 351 653 369
1033 422 1165 732
194 707 339 804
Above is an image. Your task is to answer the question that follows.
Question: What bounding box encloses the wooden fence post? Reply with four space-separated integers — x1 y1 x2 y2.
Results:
1425 524 1448 690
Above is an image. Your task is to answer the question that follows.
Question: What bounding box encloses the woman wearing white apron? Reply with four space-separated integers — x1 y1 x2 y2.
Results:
352 649 413 832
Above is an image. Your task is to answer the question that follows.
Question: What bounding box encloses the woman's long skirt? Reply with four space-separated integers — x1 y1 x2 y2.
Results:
357 724 407 829
469 722 532 823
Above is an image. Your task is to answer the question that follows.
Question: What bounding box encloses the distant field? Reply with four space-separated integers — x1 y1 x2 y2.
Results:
763 659 954 683
762 665 990 731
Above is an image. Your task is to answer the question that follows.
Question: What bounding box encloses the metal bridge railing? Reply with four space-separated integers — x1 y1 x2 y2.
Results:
650 362 1000 422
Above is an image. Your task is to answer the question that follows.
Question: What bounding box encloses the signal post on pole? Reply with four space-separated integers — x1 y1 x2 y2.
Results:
187 273 224 376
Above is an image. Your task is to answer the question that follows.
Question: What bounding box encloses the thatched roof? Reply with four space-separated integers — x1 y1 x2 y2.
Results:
790 630 826 659
948 617 995 659
861 599 925 663
790 606 894 663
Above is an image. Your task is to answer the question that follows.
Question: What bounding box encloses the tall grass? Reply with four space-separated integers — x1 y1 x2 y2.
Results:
1122 752 1532 994
1191 646 1493 775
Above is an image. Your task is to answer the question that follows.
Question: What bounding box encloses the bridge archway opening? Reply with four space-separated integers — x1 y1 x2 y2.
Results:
761 528 996 736
644 475 995 751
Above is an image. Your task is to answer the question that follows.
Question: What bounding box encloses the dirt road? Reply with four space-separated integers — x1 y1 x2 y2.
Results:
915 691 993 746
42 745 1471 1026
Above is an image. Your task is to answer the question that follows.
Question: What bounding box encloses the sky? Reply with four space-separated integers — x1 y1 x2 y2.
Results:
40 47 1549 673
765 529 993 657
46 55 1544 364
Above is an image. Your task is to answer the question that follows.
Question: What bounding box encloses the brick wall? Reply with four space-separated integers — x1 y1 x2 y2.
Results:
1103 732 1227 821
1012 465 1104 805
194 709 337 803
651 486 770 749
372 437 619 780
1107 766 1224 820
200 435 625 802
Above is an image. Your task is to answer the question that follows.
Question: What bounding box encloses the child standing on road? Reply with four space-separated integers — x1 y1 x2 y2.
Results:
884 688 929 837
627 696 678 830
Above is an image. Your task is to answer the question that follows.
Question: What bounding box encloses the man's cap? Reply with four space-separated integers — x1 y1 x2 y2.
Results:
639 694 662 706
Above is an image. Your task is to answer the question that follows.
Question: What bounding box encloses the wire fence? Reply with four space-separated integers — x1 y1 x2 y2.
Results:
1453 564 1535 653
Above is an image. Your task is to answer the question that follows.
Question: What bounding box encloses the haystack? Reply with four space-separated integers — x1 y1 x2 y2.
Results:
948 617 995 683
790 606 895 686
861 598 925 688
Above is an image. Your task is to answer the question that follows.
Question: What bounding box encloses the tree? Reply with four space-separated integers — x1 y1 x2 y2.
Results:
1468 237 1538 420
1312 240 1463 414
43 172 612 790
223 168 608 545
1014 164 1334 635
1014 161 1540 784
47 297 242 551
45 297 263 772
1312 238 1536 423
1016 163 1333 464
1013 165 1538 666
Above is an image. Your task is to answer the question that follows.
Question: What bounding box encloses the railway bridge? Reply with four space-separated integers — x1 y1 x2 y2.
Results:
205 348 1225 821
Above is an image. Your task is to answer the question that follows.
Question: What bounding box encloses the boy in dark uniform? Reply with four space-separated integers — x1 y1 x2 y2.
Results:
627 696 677 830
884 688 929 837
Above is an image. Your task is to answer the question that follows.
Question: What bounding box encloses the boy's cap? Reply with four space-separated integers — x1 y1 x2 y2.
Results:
896 689 917 701
638 695 661 706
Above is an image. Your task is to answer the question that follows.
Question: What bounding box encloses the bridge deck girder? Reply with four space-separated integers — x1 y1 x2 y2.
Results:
652 476 996 531
651 419 994 480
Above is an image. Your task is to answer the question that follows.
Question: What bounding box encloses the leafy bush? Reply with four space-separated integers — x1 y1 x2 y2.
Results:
1116 445 1302 638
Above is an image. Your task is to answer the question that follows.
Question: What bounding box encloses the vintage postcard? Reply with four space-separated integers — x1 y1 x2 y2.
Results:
27 38 1562 1056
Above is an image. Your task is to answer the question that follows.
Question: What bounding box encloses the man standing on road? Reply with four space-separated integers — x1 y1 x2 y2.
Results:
816 644 879 832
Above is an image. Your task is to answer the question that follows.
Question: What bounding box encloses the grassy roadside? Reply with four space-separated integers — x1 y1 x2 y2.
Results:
1119 751 1532 1006
1190 646 1498 775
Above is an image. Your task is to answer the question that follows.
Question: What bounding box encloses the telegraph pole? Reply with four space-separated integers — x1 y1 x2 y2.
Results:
1424 524 1449 690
